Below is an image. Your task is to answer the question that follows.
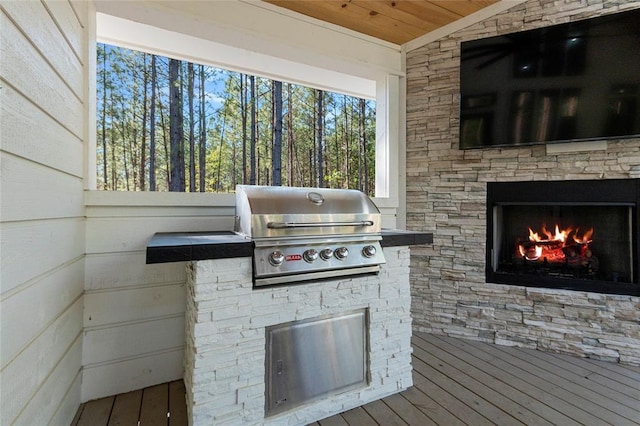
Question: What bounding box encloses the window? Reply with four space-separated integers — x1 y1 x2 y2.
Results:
97 44 376 194
94 7 402 201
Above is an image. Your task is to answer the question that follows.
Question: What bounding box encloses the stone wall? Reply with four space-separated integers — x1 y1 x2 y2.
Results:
184 247 413 425
406 0 640 365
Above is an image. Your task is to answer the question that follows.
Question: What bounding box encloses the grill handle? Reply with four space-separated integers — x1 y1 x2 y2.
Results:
267 221 374 229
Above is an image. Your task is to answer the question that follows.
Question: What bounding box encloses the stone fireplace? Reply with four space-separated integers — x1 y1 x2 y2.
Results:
406 0 640 366
487 179 639 296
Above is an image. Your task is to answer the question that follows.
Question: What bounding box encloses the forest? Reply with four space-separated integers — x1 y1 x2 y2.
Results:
97 44 377 195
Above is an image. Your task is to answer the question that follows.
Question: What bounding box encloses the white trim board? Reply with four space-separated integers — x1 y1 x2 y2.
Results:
97 13 376 99
94 0 407 99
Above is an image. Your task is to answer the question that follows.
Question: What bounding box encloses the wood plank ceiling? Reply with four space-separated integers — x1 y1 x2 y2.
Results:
263 0 499 45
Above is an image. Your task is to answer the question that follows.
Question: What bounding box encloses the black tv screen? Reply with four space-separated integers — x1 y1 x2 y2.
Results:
459 8 640 149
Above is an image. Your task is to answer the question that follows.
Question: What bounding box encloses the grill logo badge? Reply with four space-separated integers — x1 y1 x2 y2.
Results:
285 254 302 261
306 191 325 205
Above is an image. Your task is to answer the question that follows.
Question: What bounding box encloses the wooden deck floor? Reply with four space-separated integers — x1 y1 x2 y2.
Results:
73 332 640 425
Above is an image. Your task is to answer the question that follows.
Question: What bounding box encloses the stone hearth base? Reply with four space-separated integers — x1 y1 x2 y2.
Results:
184 246 413 425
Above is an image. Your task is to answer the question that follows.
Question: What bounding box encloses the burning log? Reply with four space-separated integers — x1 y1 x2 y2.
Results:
515 223 597 272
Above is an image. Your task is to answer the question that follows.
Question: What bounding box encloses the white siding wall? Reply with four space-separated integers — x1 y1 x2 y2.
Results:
1 0 405 414
82 191 398 401
82 191 236 401
0 1 88 424
82 0 401 402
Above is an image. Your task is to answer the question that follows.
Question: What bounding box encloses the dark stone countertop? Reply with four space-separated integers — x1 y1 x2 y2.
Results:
146 230 433 264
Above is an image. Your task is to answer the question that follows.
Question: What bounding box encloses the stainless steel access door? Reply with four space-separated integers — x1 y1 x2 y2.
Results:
265 309 368 417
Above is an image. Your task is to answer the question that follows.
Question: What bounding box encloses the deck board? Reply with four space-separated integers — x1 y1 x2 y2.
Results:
361 398 409 426
75 395 113 426
398 384 467 425
542 351 640 391
412 349 523 425
380 391 436 426
406 369 484 425
424 334 582 426
479 340 638 424
318 414 349 426
169 380 188 425
139 383 169 425
452 336 639 425
72 333 640 426
492 341 640 415
108 389 142 425
417 335 565 426
340 406 377 425
581 356 640 375
444 335 627 425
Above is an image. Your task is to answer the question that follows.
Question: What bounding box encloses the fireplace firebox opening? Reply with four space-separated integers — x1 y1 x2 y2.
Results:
487 179 640 296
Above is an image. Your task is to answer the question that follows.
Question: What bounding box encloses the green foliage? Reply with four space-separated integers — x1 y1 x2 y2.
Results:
96 43 376 195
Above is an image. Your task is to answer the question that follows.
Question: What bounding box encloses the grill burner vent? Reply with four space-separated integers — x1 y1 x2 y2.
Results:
235 185 386 287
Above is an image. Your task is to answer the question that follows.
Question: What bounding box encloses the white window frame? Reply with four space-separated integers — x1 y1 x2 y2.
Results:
89 1 405 226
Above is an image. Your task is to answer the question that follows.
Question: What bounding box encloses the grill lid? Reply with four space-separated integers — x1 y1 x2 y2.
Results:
235 185 382 239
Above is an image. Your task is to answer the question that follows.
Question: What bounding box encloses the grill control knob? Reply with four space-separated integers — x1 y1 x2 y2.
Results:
320 248 333 261
334 247 349 260
362 245 377 258
269 250 285 266
303 249 319 263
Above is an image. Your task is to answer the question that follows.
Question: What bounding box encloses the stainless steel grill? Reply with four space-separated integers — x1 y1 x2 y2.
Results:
235 185 386 287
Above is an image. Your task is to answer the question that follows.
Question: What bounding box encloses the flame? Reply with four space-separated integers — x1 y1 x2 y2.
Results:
573 227 594 244
517 224 594 263
528 228 542 242
552 224 571 242
519 244 542 260
530 224 572 243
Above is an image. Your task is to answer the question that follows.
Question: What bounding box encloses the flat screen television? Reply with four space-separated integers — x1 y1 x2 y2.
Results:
459 8 640 149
